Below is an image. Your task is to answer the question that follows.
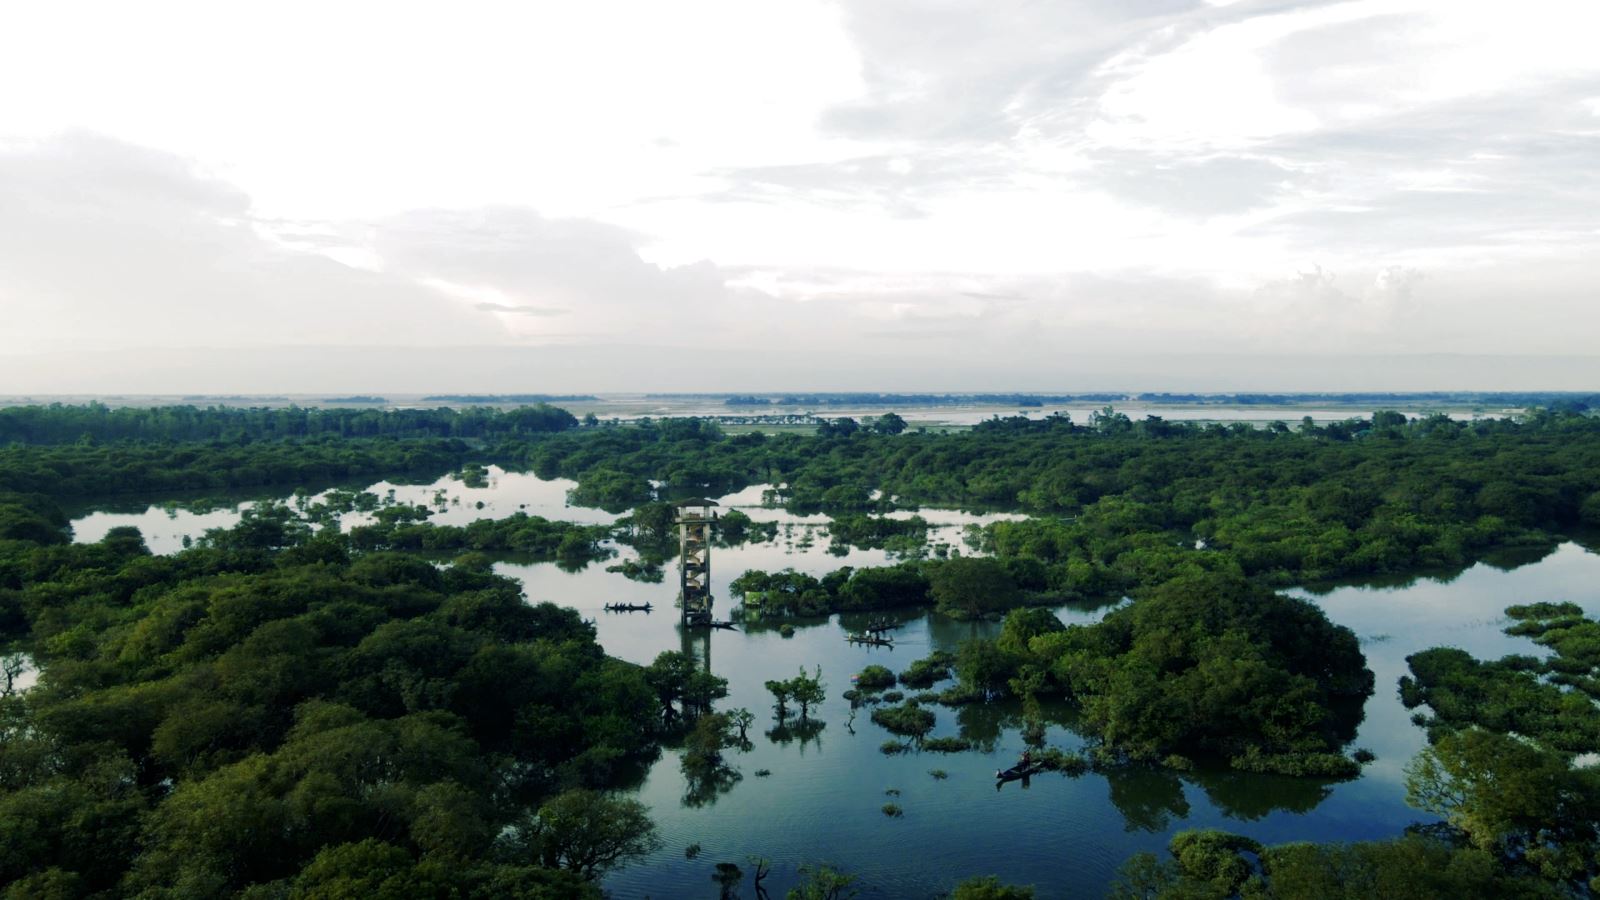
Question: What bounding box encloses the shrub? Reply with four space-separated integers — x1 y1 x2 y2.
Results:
854 665 896 691
872 703 936 739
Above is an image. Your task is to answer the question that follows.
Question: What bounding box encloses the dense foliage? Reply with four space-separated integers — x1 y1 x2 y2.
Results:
1109 829 1559 899
1397 604 1600 890
0 438 471 498
0 491 666 897
0 402 578 444
949 574 1374 773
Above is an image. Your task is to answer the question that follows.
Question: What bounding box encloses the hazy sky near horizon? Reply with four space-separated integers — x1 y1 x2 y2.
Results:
2 0 1598 392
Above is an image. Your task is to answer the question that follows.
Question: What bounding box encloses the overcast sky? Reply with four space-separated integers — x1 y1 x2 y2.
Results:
2 0 1597 393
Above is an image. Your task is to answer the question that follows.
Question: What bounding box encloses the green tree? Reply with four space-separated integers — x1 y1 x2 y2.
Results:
786 863 857 900
790 666 826 720
765 679 793 720
928 557 1020 619
525 789 661 880
951 874 1035 899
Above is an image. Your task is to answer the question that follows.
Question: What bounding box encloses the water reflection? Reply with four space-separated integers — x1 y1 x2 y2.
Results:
955 704 1009 753
765 718 826 753
683 764 744 809
1192 769 1335 821
1106 767 1191 833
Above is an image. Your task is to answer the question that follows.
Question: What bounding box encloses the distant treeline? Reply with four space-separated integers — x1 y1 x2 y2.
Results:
320 396 387 405
0 438 471 497
710 393 1112 407
421 394 599 404
663 391 1600 409
0 403 578 445
1138 391 1599 408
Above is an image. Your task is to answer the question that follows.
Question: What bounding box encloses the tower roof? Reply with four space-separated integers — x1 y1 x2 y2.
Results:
673 498 721 508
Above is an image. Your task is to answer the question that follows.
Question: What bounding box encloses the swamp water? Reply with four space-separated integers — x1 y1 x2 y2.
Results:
67 468 1600 898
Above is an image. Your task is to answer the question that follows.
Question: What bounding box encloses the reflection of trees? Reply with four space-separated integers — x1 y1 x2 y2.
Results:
598 750 659 794
924 614 997 650
1103 763 1341 831
1105 767 1191 833
682 764 743 808
956 703 1017 753
1192 769 1334 820
765 718 826 754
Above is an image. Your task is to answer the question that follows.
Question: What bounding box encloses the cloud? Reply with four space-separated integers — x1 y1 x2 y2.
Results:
0 133 509 353
369 206 761 344
473 302 569 317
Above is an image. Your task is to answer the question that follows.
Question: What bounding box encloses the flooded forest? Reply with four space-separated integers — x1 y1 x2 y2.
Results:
3 401 1599 898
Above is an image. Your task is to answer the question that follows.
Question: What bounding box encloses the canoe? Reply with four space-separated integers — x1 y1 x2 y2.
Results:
995 761 1045 782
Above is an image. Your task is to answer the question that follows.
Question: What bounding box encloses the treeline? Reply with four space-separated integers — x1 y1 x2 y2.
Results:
0 491 689 897
0 438 471 498
683 390 1600 409
0 402 578 444
1139 391 1598 408
715 392 1084 406
421 395 598 404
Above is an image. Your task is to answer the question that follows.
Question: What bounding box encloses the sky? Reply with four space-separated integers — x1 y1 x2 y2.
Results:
1 0 1597 393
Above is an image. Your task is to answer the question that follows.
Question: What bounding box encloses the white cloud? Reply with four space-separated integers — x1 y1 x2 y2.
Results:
0 134 507 353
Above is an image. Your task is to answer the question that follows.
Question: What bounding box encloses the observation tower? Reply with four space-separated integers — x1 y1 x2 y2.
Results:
674 499 718 626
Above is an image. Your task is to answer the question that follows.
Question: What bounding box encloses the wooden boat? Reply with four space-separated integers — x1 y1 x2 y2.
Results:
603 602 652 612
995 760 1045 782
846 632 894 647
710 620 738 631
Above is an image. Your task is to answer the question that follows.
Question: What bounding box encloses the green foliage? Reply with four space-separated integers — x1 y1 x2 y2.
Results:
928 556 1021 619
766 666 826 720
853 664 896 691
523 788 662 879
1109 830 1561 900
1400 604 1600 753
954 638 1016 701
732 563 930 619
951 875 1035 899
898 650 955 688
1405 729 1600 876
870 702 936 739
1017 573 1373 765
0 507 665 895
786 863 858 900
827 514 928 552
348 513 614 565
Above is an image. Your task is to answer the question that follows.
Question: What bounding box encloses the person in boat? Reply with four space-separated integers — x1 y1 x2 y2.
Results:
1020 749 1033 768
